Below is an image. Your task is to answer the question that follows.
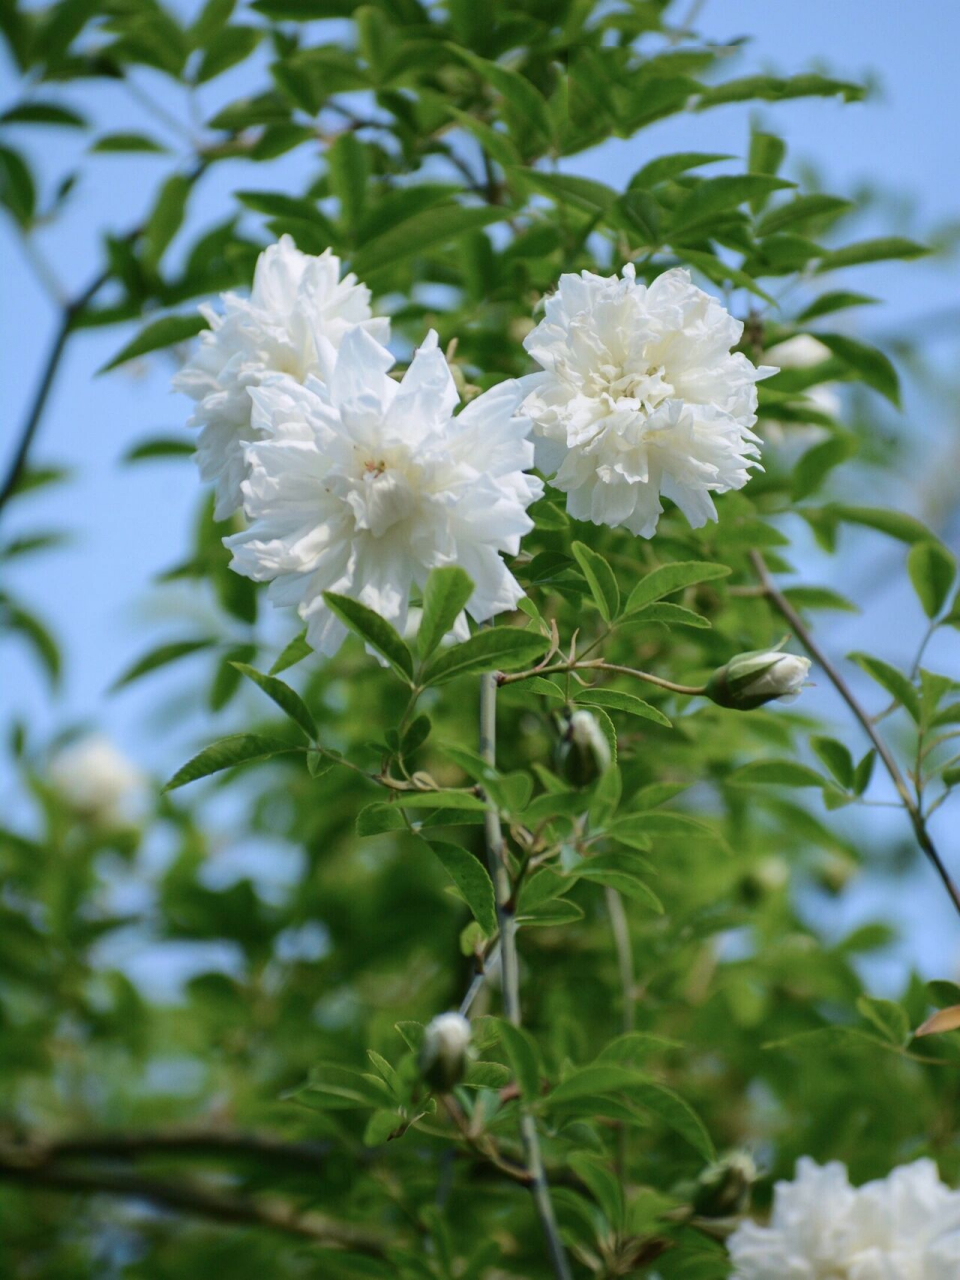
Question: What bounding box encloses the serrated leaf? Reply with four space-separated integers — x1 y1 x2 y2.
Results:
423 840 497 937
163 734 298 791
418 567 473 659
571 541 619 622
422 628 547 686
625 561 730 612
230 663 317 740
322 592 413 683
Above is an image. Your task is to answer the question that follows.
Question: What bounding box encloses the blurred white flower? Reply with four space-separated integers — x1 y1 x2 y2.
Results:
764 334 832 369
419 1012 472 1090
521 265 773 537
762 333 841 447
49 735 145 827
225 327 543 656
728 1157 960 1279
173 236 389 520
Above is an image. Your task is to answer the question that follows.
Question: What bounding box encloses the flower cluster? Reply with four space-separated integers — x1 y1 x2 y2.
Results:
727 1158 960 1279
49 735 145 827
520 264 774 537
174 240 773 655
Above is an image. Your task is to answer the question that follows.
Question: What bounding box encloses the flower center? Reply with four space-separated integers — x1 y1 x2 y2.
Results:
599 362 674 413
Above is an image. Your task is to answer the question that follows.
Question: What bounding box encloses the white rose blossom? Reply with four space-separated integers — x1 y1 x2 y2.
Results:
225 326 543 656
763 334 842 445
728 1157 960 1279
49 735 145 827
173 235 389 519
521 264 775 537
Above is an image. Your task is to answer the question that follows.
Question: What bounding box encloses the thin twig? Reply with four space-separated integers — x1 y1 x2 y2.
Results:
0 1156 390 1255
750 549 960 919
499 658 705 697
10 1128 330 1172
479 670 573 1280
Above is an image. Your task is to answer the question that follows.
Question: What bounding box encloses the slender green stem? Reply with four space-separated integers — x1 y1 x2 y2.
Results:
499 657 706 698
479 671 572 1280
750 549 960 920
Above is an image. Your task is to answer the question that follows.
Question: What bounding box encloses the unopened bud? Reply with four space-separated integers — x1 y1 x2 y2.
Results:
554 709 612 787
693 1150 757 1218
418 1012 472 1091
705 650 810 711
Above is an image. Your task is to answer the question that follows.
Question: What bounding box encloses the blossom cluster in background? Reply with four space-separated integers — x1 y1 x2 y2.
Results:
173 238 774 654
728 1158 960 1279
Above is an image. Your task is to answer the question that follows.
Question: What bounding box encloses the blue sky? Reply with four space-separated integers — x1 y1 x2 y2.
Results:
2 1 960 988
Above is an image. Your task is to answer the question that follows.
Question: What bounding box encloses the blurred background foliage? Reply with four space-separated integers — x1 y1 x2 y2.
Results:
2 0 960 1276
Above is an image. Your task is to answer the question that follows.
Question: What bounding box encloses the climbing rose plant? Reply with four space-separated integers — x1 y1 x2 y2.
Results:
2 2 960 1277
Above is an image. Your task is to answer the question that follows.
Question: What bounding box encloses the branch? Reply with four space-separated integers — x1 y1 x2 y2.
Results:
0 1153 390 1256
498 658 705 697
13 1127 331 1172
479 669 573 1280
749 548 960 919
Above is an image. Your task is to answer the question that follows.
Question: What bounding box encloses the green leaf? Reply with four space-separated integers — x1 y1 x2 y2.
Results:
571 542 619 622
549 1065 643 1105
791 436 856 502
632 1082 715 1161
814 333 900 407
856 995 910 1045
2 101 85 127
143 173 191 268
322 592 414 683
497 1021 540 1101
513 169 617 214
447 46 554 153
110 638 215 691
575 688 671 727
810 736 854 789
908 541 956 619
625 561 731 613
828 504 932 545
422 628 547 686
670 175 794 234
729 760 826 788
90 132 169 153
164 734 299 791
796 291 879 321
418 567 474 660
816 236 929 272
630 152 733 188
0 145 35 224
100 314 207 374
782 585 859 613
757 194 853 235
568 1153 624 1230
122 437 194 463
327 130 368 229
270 630 313 675
356 803 406 837
351 205 504 277
230 663 317 740
695 73 864 109
195 24 259 81
363 1109 402 1146
424 840 498 937
571 860 663 912
849 653 921 722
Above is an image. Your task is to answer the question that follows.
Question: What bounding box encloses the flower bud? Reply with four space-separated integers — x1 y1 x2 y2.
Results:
554 709 612 787
418 1012 472 1092
693 1150 757 1218
705 650 810 711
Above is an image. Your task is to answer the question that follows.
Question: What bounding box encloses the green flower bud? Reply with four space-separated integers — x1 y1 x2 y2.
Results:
693 1150 757 1218
705 649 810 711
418 1012 472 1092
554 709 612 787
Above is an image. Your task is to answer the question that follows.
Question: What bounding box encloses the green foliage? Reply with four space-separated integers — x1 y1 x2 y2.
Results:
3 1 960 1276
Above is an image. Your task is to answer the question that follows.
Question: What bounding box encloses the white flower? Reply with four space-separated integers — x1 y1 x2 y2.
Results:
728 1158 960 1279
225 327 543 656
764 334 831 369
419 1012 473 1089
762 334 841 446
521 265 774 537
706 649 811 711
173 236 389 520
49 735 145 827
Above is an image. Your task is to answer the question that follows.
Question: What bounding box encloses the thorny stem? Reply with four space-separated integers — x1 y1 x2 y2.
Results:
499 657 706 698
750 549 960 920
479 670 573 1280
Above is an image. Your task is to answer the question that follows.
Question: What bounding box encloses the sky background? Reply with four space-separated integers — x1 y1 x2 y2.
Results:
2 0 960 994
